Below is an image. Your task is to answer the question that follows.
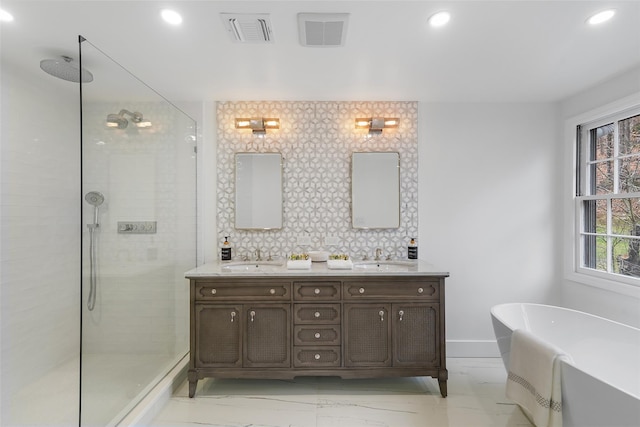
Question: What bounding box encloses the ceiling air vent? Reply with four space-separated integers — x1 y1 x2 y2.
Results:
298 13 349 47
221 13 273 43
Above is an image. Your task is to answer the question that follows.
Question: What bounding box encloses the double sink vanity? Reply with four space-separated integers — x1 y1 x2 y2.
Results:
185 259 449 398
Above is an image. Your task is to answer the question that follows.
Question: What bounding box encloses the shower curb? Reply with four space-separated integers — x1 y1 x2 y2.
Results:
116 354 189 426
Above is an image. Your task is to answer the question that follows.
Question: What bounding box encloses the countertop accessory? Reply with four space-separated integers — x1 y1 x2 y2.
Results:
308 250 329 262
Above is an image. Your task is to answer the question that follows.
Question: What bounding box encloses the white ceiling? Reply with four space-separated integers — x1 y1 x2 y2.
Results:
2 0 640 105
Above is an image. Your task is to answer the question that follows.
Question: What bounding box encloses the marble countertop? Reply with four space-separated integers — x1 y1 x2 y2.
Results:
185 259 449 278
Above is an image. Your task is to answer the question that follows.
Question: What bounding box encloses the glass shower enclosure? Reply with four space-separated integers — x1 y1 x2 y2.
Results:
79 37 196 425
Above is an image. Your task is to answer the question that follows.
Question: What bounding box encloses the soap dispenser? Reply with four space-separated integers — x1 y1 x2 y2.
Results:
221 236 232 261
408 238 418 260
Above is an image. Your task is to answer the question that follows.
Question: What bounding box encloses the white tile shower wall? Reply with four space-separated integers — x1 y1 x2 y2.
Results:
1 60 80 424
82 101 196 354
217 101 418 260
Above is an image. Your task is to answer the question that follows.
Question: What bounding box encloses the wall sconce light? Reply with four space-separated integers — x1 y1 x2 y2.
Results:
235 117 280 135
106 109 152 129
355 117 399 134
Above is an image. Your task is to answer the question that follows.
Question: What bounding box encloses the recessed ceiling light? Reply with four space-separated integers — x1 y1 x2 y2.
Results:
587 9 615 25
429 11 450 27
161 9 182 26
0 8 14 22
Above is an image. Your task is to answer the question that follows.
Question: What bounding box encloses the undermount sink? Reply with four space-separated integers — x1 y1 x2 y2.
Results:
353 260 417 272
221 261 283 272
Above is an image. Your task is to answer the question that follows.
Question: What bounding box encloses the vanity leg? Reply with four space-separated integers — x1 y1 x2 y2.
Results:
438 369 448 397
438 380 448 397
188 370 198 398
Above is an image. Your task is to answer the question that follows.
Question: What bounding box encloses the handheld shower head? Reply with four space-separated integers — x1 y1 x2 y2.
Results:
85 191 104 207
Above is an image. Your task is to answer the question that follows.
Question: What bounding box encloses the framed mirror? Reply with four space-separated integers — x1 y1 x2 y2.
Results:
235 152 283 230
351 152 400 229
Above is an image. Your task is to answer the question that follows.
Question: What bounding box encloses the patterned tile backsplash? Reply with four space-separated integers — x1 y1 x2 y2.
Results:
217 101 418 261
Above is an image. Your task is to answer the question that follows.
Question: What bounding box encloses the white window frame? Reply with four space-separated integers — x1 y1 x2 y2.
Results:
564 93 640 298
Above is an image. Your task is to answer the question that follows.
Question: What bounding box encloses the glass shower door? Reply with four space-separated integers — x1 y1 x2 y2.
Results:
79 37 196 426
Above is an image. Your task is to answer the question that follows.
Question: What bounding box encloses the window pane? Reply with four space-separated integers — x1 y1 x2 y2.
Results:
591 123 614 161
619 156 640 193
618 114 640 156
618 114 640 193
591 160 614 194
611 197 640 236
583 235 608 271
613 237 640 278
584 199 607 233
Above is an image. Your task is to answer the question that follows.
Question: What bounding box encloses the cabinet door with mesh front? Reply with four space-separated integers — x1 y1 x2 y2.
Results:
344 303 392 367
392 303 439 367
244 304 291 367
195 304 242 367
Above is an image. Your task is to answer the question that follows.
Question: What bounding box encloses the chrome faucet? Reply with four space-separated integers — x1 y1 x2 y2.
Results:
375 248 383 261
255 248 262 261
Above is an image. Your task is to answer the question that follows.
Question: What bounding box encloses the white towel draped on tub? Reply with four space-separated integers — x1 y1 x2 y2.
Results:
506 329 574 427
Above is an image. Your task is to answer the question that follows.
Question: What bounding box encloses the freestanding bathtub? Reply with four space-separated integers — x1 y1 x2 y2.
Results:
491 303 640 427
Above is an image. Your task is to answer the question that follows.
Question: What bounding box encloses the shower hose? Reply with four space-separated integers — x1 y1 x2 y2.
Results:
87 223 98 311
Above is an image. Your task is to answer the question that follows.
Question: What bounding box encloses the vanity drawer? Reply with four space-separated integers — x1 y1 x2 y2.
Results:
343 280 439 300
293 303 341 324
293 346 341 368
293 282 341 301
195 281 291 301
294 325 341 346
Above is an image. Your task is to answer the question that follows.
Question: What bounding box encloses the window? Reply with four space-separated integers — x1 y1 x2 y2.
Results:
576 108 640 284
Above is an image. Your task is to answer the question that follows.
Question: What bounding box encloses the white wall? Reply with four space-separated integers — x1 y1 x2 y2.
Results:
419 102 561 356
0 60 80 424
559 65 640 328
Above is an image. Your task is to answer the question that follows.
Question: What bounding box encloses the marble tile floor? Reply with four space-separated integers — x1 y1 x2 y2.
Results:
149 358 533 427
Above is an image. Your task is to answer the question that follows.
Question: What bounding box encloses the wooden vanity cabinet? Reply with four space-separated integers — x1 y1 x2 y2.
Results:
188 274 447 398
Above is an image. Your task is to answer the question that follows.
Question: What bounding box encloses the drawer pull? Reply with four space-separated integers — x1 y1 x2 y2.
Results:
359 287 365 294
314 288 320 295
269 288 276 295
418 287 424 294
314 311 321 318
230 311 236 322
398 310 404 322
250 310 256 322
314 353 321 360
314 332 321 339
211 288 217 295
379 310 385 322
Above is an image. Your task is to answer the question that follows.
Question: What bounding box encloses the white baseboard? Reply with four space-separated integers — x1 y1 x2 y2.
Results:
117 354 188 426
446 340 500 357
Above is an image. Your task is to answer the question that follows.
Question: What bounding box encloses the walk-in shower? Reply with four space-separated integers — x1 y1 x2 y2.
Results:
79 37 197 426
84 191 103 311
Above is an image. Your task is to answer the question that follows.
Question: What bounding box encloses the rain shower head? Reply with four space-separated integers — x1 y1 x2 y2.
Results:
106 109 151 129
40 55 93 83
85 191 104 207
